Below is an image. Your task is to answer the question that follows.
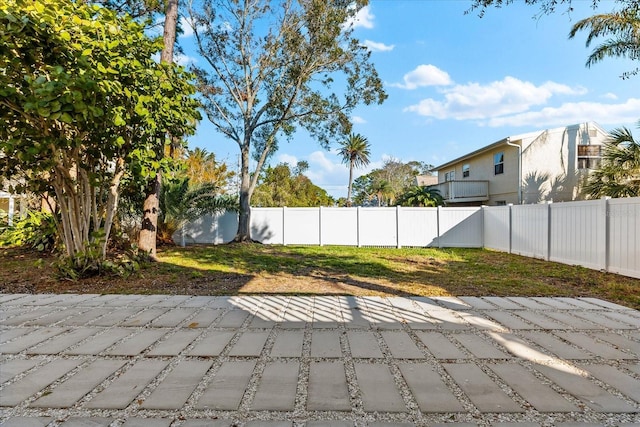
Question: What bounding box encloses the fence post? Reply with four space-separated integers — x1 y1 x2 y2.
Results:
546 201 552 261
282 206 286 246
319 206 323 247
437 205 442 248
603 196 610 272
396 205 401 249
480 205 485 248
507 204 513 254
357 206 361 248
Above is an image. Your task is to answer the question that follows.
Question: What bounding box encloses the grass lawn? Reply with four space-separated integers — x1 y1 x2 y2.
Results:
1 244 638 309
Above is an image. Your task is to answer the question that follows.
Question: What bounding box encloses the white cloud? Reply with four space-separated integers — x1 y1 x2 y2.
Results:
345 5 374 29
363 40 394 52
486 98 640 128
179 16 195 38
404 76 586 120
352 116 367 124
277 154 298 165
391 65 452 90
602 92 618 100
174 54 197 66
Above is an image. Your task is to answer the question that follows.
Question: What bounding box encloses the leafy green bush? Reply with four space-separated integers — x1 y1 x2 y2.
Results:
0 211 58 252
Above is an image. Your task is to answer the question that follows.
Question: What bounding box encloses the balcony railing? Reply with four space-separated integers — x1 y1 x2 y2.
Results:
428 180 489 203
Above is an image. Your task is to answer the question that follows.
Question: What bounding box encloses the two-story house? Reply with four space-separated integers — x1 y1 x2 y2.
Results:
427 122 608 206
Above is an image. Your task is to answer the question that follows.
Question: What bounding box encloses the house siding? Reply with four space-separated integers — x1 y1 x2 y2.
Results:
432 122 607 206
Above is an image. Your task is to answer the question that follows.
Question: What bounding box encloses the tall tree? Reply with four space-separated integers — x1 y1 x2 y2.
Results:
184 148 235 189
138 0 180 258
338 133 371 206
569 6 640 79
396 186 444 207
252 163 334 207
351 159 432 206
189 0 386 242
0 0 200 268
583 121 640 198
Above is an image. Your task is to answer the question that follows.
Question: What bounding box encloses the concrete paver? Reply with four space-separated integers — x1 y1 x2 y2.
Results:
89 308 142 326
534 363 636 413
380 331 423 359
443 363 524 413
554 331 635 359
0 327 35 343
398 363 464 412
452 333 510 359
228 331 269 356
354 363 406 412
518 331 593 359
65 328 133 355
414 331 466 359
142 360 213 410
30 360 126 408
346 331 383 359
1 294 638 426
194 361 256 410
270 330 304 357
106 329 167 356
189 330 235 356
487 363 579 412
251 361 299 411
0 359 39 384
0 327 68 353
580 364 640 403
0 359 82 406
307 361 350 411
310 330 342 358
592 331 640 355
28 328 100 355
146 329 202 356
85 360 169 409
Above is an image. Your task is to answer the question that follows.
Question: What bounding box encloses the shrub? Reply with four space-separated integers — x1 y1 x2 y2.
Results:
0 210 58 252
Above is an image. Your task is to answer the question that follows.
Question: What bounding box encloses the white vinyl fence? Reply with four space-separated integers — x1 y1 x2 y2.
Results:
179 197 640 278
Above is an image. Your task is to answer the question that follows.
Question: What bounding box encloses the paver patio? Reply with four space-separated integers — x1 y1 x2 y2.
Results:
0 294 638 426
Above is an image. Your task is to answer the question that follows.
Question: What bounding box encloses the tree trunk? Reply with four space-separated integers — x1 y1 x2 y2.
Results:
234 147 253 242
138 0 178 259
347 162 354 206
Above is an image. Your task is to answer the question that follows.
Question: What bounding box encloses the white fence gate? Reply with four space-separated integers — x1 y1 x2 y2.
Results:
179 197 640 278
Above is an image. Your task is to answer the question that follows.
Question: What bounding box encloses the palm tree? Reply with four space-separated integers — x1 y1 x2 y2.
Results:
396 186 444 207
569 7 640 79
158 177 239 245
338 133 371 206
185 148 235 188
583 121 640 198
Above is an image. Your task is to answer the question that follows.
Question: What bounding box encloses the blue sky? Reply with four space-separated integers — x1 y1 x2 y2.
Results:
176 0 639 199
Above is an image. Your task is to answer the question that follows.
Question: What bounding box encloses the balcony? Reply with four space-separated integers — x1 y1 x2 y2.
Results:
428 180 489 204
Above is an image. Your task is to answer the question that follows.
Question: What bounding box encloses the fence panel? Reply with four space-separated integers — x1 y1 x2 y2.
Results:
437 207 483 247
549 200 605 270
319 208 359 246
177 211 238 245
283 208 320 245
177 199 639 279
251 208 283 244
358 208 397 247
608 197 640 278
511 204 549 259
398 207 439 247
483 206 510 252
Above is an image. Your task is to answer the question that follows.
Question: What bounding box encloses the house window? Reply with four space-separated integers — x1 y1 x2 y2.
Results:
462 164 470 178
444 170 455 181
494 152 504 175
578 145 602 170
496 201 507 206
